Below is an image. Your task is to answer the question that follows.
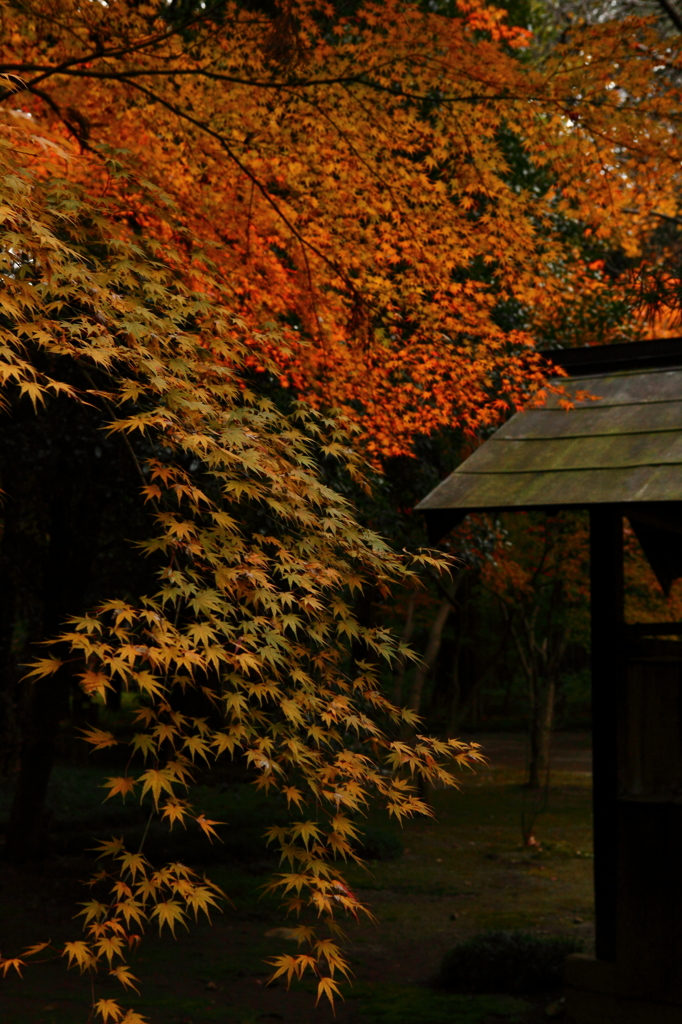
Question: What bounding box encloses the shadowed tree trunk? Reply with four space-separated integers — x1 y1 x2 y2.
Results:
4 670 71 860
392 591 416 707
408 598 451 714
447 572 513 734
406 569 472 722
4 460 93 861
527 669 557 790
485 515 577 791
0 393 121 862
510 605 567 790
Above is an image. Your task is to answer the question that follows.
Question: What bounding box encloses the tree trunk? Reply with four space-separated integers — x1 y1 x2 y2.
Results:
408 599 451 714
4 669 69 860
0 437 48 778
4 460 94 861
392 592 416 706
537 675 556 781
1 391 151 861
446 629 463 733
527 673 556 789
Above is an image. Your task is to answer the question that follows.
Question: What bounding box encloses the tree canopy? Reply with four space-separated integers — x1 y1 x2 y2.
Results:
4 0 682 457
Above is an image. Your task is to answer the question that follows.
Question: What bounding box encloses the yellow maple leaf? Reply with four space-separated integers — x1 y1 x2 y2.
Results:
63 941 96 972
76 900 108 924
150 900 187 936
0 957 24 977
23 657 63 679
313 938 351 978
110 965 140 992
152 723 177 745
290 821 323 848
96 936 124 964
79 670 114 698
138 768 176 806
282 786 305 809
131 734 156 760
132 670 166 698
211 731 238 756
316 974 343 1007
194 814 224 843
267 953 316 986
267 954 300 986
80 727 118 750
93 837 125 859
183 883 222 920
117 851 149 881
18 379 46 408
115 898 146 929
103 777 137 802
135 878 160 903
95 998 124 1023
22 941 51 957
183 734 211 763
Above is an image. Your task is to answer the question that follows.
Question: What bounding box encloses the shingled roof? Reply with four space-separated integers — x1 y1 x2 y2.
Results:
416 338 682 590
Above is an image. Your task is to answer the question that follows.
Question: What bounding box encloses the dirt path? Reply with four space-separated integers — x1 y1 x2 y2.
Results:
472 731 592 776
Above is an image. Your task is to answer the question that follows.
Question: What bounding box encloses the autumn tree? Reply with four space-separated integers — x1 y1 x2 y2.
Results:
474 512 590 789
4 0 682 459
0 109 485 1019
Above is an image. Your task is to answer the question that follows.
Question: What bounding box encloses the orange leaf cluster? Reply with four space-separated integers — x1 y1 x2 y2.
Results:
3 1 681 456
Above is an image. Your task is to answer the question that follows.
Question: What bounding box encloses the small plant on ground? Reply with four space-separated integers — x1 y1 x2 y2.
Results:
435 930 584 995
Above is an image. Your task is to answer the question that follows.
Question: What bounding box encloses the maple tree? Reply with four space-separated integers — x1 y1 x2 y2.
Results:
0 104 486 1020
3 0 682 460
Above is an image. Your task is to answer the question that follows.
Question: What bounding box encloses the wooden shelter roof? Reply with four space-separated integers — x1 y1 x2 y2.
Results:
417 364 682 512
415 338 682 590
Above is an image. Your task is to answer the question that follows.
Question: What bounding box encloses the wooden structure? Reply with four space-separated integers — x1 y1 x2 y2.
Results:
416 338 682 1023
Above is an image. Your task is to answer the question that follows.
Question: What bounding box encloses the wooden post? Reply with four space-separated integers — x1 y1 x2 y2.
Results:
589 506 624 961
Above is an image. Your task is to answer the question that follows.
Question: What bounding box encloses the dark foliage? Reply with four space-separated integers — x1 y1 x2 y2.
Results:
434 930 584 994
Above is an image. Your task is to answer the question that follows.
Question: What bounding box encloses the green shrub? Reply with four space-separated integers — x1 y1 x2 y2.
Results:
435 930 584 994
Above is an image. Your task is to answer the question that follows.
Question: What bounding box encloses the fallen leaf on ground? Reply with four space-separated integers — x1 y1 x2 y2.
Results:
264 928 298 940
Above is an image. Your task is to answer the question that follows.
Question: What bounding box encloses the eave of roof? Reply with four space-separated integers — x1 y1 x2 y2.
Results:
416 364 682 514
546 336 682 375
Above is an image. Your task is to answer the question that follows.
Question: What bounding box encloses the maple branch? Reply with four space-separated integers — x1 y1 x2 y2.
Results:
9 58 667 142
20 82 64 122
23 84 95 151
0 51 420 93
5 63 364 328
647 210 682 226
0 1 227 96
98 76 372 324
78 366 148 492
283 83 430 299
331 82 439 236
657 0 682 32
0 59 556 106
244 178 255 263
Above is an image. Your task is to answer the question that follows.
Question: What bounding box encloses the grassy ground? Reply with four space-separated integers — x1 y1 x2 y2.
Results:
0 732 593 1024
